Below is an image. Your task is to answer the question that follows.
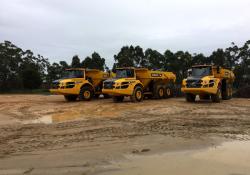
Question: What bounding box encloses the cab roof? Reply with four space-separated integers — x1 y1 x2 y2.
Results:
191 65 213 68
66 68 101 72
116 67 148 71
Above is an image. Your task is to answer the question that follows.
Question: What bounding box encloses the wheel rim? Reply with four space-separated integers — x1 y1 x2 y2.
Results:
166 88 171 96
136 91 142 99
159 88 164 97
84 91 91 99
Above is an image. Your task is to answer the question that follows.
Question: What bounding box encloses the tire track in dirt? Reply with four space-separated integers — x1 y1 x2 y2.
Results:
0 96 250 156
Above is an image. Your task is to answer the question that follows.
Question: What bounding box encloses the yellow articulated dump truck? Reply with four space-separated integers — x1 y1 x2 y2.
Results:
181 65 235 103
50 68 112 101
102 67 176 102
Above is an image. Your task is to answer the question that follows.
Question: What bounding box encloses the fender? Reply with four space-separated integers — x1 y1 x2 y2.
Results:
216 79 222 89
134 82 144 89
81 83 94 92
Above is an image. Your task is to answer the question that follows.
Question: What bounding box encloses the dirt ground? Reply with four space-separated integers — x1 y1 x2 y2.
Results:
0 95 250 174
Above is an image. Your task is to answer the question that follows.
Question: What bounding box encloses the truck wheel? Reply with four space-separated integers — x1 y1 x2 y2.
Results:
103 94 111 99
94 94 100 99
185 93 196 102
222 84 230 100
223 84 233 100
155 86 165 99
165 87 173 98
222 87 229 100
199 94 210 100
211 88 222 103
79 86 93 101
113 96 124 102
64 95 78 102
131 86 143 102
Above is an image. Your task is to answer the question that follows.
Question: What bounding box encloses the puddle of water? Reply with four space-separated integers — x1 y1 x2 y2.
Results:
100 141 250 175
23 111 85 124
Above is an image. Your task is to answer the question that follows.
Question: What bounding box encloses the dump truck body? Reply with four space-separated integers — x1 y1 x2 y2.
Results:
181 65 235 102
102 67 176 102
50 68 111 101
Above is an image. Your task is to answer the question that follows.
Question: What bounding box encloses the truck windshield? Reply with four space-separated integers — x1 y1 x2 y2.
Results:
116 69 135 78
62 70 84 79
191 67 211 77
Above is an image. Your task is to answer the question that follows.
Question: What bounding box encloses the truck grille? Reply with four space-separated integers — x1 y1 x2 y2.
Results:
66 82 75 88
186 80 202 88
103 82 114 89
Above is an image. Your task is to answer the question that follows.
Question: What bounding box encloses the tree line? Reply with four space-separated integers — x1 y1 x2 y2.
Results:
0 40 250 92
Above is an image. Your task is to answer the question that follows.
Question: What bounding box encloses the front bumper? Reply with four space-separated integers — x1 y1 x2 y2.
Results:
181 87 217 95
102 88 133 96
49 88 79 95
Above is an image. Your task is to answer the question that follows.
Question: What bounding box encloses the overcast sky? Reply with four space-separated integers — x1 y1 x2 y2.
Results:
1 0 250 67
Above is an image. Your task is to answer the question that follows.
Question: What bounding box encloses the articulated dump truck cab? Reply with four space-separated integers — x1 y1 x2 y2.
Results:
102 67 176 102
50 68 112 101
181 65 235 103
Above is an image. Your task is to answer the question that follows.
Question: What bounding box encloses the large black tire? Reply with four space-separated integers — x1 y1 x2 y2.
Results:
185 93 196 102
79 86 93 101
165 86 173 98
94 94 100 99
113 96 124 102
154 86 165 99
103 94 111 99
222 83 230 100
131 86 143 102
199 94 210 100
222 83 233 100
64 95 78 102
211 88 222 103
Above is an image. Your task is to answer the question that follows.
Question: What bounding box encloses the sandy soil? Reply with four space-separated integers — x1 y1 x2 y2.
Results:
0 95 250 174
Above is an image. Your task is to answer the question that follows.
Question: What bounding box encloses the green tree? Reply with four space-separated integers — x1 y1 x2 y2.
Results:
82 52 106 70
145 48 164 69
114 46 135 67
225 42 239 68
47 63 63 82
192 53 208 65
0 41 50 91
174 51 192 83
21 64 42 89
114 45 145 68
0 41 23 90
134 46 146 67
71 55 81 68
209 49 227 67
235 40 250 87
59 61 69 69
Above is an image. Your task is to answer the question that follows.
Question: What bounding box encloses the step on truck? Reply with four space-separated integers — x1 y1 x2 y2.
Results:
181 65 235 103
102 67 176 102
50 68 112 101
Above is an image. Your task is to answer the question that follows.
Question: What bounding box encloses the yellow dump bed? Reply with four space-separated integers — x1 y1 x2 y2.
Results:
135 68 176 87
211 67 235 82
84 69 110 87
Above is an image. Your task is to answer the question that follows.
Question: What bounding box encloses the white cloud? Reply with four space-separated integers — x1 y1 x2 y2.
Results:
0 0 250 67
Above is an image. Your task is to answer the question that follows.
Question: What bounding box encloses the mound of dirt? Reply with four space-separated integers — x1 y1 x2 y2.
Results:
234 86 250 98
